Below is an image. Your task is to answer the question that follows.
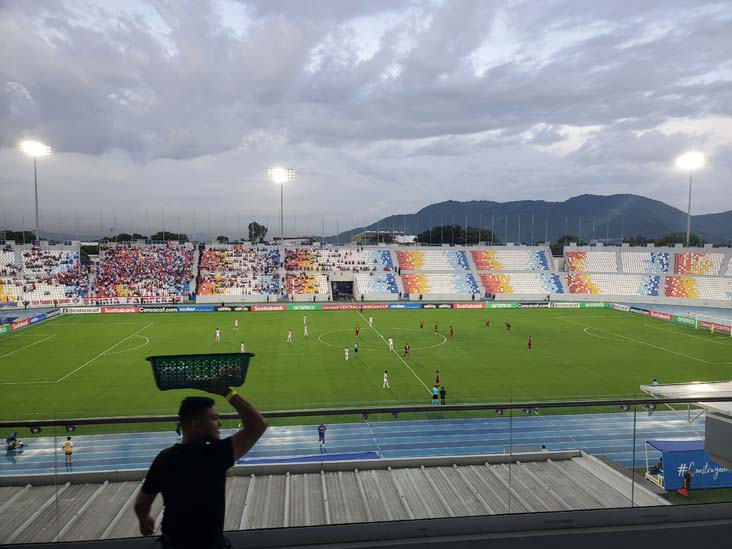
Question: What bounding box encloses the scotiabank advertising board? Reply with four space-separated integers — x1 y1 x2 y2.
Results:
650 311 673 321
453 303 486 309
251 304 287 312
101 306 140 314
11 318 30 331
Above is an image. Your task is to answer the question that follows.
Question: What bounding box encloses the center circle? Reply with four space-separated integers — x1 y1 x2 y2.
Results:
318 328 447 351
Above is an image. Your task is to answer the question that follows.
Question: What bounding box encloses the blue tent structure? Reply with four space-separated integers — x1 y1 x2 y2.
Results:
645 439 732 491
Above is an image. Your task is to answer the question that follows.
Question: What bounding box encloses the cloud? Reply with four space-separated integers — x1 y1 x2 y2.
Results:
1 0 731 233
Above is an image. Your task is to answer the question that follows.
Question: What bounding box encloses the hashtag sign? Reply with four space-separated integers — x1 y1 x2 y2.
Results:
677 463 688 476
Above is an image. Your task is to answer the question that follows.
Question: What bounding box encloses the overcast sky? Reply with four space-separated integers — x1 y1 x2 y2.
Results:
2 0 731 237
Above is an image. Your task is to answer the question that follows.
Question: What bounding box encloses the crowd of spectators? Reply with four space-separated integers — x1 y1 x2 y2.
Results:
94 244 193 298
197 246 280 296
285 273 329 295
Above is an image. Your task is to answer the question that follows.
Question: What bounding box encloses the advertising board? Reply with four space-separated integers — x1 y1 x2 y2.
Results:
62 307 101 314
251 304 288 312
140 306 179 313
288 304 322 311
649 311 673 321
486 302 516 309
517 302 549 309
29 313 46 324
551 302 580 309
176 305 215 313
453 303 486 309
582 302 609 308
101 306 140 314
388 303 422 309
0 325 9 335
11 318 30 331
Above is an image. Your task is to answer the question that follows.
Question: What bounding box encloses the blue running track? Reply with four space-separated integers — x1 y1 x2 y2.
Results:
1 411 704 477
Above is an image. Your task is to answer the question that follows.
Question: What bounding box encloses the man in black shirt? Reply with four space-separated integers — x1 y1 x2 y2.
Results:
134 389 267 548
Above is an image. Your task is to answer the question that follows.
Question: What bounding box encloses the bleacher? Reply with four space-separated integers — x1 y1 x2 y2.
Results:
566 274 660 296
285 248 392 272
396 250 469 271
665 276 732 300
354 273 399 295
197 246 280 296
285 273 330 295
472 249 550 271
402 273 479 295
480 272 564 295
565 251 618 272
621 252 669 274
0 249 18 276
674 252 725 275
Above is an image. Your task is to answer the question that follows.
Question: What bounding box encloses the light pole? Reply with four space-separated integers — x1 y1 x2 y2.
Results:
268 167 295 246
19 140 52 241
675 152 705 247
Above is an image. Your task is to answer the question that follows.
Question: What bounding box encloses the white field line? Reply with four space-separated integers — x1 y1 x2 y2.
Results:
357 311 431 394
107 335 150 355
558 317 711 364
643 323 731 346
55 323 154 383
0 335 56 359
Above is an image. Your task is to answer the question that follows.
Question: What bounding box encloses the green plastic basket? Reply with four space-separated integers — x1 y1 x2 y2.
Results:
146 352 254 391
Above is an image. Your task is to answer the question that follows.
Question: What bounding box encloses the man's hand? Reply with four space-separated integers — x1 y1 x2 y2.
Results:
138 515 155 536
201 386 230 397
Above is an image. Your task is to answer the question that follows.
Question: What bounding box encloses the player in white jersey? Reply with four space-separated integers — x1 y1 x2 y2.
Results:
304 324 309 338
303 315 308 325
215 328 221 343
240 341 245 353
383 370 390 389
344 346 349 361
369 316 373 327
233 319 239 331
287 329 292 345
388 337 394 351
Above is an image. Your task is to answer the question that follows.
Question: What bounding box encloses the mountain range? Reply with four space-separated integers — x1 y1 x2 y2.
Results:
328 194 732 245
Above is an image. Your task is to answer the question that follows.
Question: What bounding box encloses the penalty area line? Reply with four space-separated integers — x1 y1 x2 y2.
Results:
357 311 432 394
0 335 56 360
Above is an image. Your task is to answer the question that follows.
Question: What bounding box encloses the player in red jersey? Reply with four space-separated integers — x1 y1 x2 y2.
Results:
355 324 360 337
419 319 424 330
505 322 511 333
449 325 454 339
485 318 490 328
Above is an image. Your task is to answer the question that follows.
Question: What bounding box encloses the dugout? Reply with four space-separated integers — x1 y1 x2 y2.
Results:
645 439 732 491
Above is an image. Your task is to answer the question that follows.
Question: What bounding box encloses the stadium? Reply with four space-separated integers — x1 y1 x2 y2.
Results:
2 2 732 548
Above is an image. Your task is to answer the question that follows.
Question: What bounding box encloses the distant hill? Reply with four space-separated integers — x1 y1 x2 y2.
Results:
326 194 732 245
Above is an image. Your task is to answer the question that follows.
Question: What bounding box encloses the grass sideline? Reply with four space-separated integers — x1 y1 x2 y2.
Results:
1 307 730 427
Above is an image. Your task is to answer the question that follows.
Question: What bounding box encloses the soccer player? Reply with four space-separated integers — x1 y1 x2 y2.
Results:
434 370 440 386
404 342 410 358
318 423 326 445
355 324 360 337
215 328 221 343
287 329 292 345
383 370 390 389
431 386 439 406
434 321 438 333
449 325 454 339
233 319 238 332
419 319 424 330
388 337 394 351
304 324 309 338
528 336 532 350
344 346 349 361
505 322 511 334
354 342 359 355
485 318 490 328
439 386 446 406
369 316 373 327
303 314 308 326
240 341 245 354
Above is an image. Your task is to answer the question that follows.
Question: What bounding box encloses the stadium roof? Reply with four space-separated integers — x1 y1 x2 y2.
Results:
0 451 667 544
641 381 732 418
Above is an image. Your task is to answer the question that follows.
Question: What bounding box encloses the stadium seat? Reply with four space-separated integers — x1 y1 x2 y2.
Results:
472 250 550 271
480 273 564 294
354 273 399 295
665 276 732 300
401 273 479 294
566 274 659 296
197 246 280 296
396 250 469 271
621 252 669 274
565 251 618 272
673 253 724 275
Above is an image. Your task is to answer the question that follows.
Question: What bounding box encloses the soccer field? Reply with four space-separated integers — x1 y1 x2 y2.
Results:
1 307 731 422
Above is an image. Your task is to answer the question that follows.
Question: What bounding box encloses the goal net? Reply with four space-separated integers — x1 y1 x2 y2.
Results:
692 313 732 337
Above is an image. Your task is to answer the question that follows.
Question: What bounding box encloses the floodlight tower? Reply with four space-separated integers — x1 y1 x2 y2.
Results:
267 167 295 246
19 140 52 241
675 152 705 247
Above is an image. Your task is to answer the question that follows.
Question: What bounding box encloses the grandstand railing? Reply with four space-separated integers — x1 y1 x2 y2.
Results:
2 395 732 547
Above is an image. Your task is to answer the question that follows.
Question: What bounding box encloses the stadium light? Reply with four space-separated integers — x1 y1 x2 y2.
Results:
675 152 705 247
268 167 295 246
19 140 52 241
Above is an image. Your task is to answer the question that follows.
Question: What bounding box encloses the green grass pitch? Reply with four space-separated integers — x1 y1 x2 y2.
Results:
0 308 730 422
